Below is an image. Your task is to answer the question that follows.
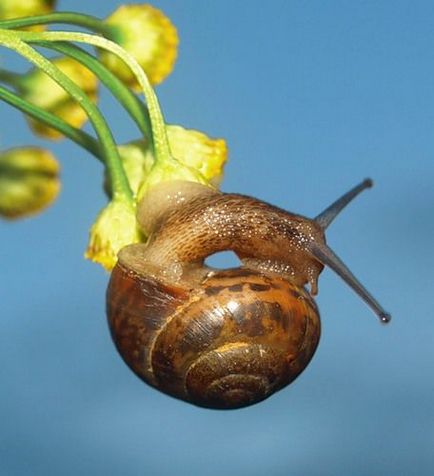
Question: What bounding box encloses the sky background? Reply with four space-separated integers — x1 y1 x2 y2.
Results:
1 1 434 475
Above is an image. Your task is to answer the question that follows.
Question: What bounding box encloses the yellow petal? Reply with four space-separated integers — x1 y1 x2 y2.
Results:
113 125 227 200
0 146 60 219
167 125 227 187
137 155 210 199
99 4 178 88
85 199 140 271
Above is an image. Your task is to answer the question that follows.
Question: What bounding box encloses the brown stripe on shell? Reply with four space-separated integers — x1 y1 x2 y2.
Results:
228 283 243 292
248 283 272 292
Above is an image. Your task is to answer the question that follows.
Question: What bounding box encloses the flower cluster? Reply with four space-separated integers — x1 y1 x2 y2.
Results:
0 2 228 271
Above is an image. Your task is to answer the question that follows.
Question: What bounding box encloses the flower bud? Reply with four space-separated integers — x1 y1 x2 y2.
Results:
0 0 57 31
99 4 178 88
137 154 209 199
166 125 227 187
0 146 60 219
85 199 140 271
18 57 98 140
112 126 227 200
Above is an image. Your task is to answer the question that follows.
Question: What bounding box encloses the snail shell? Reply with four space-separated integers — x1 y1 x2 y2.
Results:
107 263 320 409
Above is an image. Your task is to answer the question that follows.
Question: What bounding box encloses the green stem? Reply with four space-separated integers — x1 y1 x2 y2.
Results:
0 84 101 160
34 40 152 142
0 12 112 36
0 30 133 203
14 30 172 166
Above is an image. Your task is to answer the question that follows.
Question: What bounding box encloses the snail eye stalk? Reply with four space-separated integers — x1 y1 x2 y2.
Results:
310 179 391 324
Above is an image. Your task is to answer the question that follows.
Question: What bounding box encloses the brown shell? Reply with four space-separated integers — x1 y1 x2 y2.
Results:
107 263 321 409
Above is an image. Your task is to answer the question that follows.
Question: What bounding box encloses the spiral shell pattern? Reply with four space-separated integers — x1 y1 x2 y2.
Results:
107 263 320 409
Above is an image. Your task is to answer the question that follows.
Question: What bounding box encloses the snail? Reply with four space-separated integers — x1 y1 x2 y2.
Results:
106 178 390 409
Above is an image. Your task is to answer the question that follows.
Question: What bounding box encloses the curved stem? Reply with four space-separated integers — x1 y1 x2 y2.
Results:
0 30 133 203
0 84 101 160
14 30 172 165
0 12 112 36
34 40 152 142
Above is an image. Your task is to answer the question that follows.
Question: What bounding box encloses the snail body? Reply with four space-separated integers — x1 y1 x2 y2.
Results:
107 180 390 409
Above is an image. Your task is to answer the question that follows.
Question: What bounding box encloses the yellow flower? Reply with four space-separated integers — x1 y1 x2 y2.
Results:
85 199 140 271
137 154 209 199
99 3 178 88
0 0 57 31
110 126 227 199
166 125 227 187
0 146 60 219
18 57 98 140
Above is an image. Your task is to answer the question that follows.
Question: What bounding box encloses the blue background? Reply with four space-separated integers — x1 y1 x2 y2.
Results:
1 1 433 475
